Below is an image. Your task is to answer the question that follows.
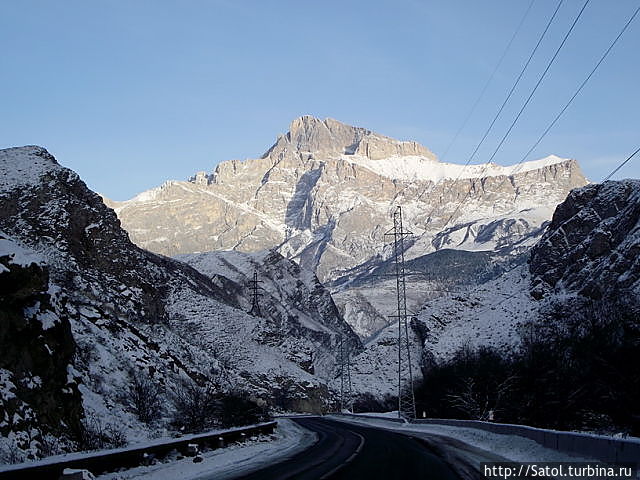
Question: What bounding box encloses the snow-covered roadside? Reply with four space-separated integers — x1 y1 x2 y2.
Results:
329 415 597 463
98 419 316 480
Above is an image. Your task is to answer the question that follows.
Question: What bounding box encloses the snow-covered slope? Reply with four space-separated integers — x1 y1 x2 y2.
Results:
176 249 362 377
0 146 357 460
416 265 536 364
346 264 535 400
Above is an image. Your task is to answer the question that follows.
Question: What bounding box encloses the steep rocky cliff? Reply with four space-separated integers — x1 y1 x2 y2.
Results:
176 249 362 376
0 235 82 460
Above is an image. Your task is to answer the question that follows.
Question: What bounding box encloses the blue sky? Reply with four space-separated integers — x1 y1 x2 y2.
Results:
1 0 639 200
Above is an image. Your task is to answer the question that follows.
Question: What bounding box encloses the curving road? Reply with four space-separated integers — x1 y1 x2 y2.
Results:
235 417 462 480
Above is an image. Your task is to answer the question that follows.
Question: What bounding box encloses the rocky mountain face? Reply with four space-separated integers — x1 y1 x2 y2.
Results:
0 146 359 459
0 235 83 459
418 179 640 368
176 249 362 377
106 116 587 339
108 116 587 283
530 179 640 302
410 180 640 433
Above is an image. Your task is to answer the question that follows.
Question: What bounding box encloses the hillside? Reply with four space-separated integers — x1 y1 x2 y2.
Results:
0 146 359 460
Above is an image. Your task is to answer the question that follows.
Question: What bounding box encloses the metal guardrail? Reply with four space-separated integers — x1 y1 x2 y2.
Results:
336 414 640 464
0 421 277 479
412 418 640 464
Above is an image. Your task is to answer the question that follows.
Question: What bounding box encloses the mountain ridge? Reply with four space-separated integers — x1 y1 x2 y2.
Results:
101 116 587 339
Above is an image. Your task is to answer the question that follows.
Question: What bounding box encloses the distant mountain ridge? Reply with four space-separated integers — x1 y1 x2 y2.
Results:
103 116 587 340
106 115 587 282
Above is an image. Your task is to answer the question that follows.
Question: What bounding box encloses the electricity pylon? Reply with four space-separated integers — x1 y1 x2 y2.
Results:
384 206 417 420
247 270 262 316
338 334 353 413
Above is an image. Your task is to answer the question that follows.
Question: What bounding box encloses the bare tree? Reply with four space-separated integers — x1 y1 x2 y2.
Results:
447 375 515 421
127 371 163 424
170 378 218 433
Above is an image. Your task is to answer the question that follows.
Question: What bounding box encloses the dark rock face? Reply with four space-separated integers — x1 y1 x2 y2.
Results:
0 236 83 451
530 180 640 302
0 147 230 325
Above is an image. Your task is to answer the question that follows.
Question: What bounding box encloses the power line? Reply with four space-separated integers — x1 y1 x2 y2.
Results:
440 0 537 162
424 0 564 225
453 0 564 176
484 0 591 166
489 5 639 192
603 146 640 182
439 0 590 232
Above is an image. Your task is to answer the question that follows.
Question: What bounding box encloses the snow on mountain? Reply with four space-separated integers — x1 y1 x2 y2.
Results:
416 264 536 364
175 249 362 378
343 154 570 183
0 146 358 459
349 319 423 402
104 116 586 341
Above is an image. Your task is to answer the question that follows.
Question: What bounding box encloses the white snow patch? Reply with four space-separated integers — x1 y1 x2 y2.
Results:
343 154 570 183
0 237 44 268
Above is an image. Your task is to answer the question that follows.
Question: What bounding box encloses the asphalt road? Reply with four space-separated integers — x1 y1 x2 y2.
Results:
236 417 461 480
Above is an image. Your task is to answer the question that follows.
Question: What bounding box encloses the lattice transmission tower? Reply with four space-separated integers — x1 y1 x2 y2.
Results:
247 270 263 316
384 206 417 419
338 335 353 413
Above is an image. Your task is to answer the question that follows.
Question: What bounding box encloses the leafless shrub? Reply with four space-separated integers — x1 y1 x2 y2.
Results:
170 378 218 433
127 371 164 424
0 440 25 465
77 415 127 451
447 375 515 421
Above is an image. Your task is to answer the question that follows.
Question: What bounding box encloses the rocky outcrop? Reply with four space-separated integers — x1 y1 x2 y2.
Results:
530 180 640 302
0 235 83 458
177 249 362 376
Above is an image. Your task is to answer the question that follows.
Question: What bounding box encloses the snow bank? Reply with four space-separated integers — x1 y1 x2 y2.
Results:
97 419 316 480
330 415 598 463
